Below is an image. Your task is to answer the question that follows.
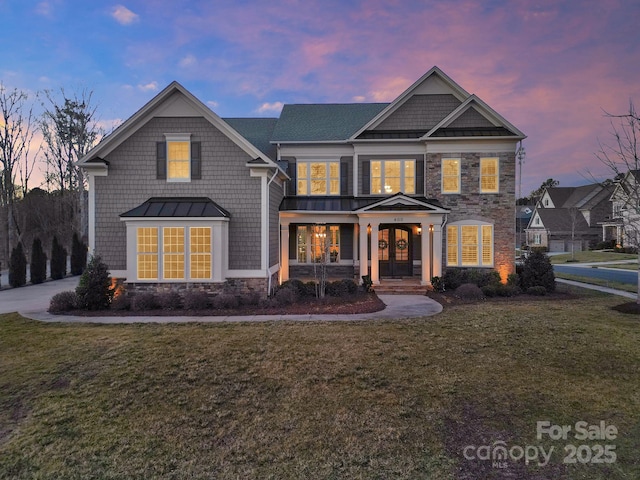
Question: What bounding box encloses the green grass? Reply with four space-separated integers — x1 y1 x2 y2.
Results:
555 272 638 293
1 288 639 479
550 251 637 264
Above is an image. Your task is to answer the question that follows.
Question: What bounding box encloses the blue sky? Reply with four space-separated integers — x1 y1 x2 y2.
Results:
2 0 640 194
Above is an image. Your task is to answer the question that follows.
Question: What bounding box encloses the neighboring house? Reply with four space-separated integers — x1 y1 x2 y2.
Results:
605 170 640 247
525 184 614 252
516 204 534 247
79 66 525 296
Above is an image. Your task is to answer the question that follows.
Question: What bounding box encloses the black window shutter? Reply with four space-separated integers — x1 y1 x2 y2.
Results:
362 160 370 195
340 161 349 195
156 142 166 179
287 161 297 196
416 159 424 195
191 142 201 180
341 225 353 260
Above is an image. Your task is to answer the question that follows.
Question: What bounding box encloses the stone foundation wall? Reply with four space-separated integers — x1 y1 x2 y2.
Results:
289 264 356 280
123 278 268 298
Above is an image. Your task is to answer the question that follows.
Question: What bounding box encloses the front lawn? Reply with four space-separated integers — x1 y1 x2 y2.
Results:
550 251 637 264
1 286 639 479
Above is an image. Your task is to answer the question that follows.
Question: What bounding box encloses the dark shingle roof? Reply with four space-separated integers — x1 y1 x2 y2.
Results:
271 103 388 142
535 208 590 233
430 126 516 137
120 197 230 218
280 196 444 212
223 118 278 160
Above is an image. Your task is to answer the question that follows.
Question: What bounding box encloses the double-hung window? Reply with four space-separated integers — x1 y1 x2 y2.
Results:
371 160 415 194
165 134 191 181
297 161 340 195
480 157 499 193
446 222 493 267
442 159 461 193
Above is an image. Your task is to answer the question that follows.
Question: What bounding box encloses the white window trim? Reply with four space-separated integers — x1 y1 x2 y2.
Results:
297 160 340 195
124 218 228 282
370 159 416 195
446 220 494 268
441 158 461 194
165 133 191 183
479 157 499 194
295 224 341 264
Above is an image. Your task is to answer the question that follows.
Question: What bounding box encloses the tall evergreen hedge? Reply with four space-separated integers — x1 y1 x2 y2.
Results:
70 232 87 276
9 242 27 288
50 236 67 280
30 238 47 284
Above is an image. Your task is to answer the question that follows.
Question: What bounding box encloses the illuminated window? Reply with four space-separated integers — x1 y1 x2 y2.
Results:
167 141 190 180
190 227 211 279
371 160 415 194
447 223 493 267
480 158 499 193
163 227 185 279
297 226 307 262
297 161 340 195
137 227 158 280
296 225 340 263
442 159 460 193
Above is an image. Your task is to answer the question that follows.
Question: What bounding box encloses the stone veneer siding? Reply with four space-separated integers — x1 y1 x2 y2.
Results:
425 151 516 277
94 116 262 271
125 278 268 298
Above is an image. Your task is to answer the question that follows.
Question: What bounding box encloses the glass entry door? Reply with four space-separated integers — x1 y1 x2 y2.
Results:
378 226 412 277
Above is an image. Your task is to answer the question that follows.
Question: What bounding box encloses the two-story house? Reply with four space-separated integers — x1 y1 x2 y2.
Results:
79 67 525 296
604 170 640 247
525 184 614 252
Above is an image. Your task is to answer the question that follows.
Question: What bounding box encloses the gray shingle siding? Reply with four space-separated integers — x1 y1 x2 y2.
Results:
269 181 283 267
448 107 494 128
375 94 461 131
94 116 262 271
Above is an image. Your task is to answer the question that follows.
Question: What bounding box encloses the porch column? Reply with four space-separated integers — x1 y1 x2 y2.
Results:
421 221 430 285
432 223 443 277
358 219 369 282
280 222 290 282
370 221 380 284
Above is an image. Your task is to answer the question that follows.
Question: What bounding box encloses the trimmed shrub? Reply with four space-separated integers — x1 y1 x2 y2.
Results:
495 285 521 297
506 273 520 288
9 242 27 288
50 236 67 280
212 293 240 309
49 291 78 313
75 255 114 311
443 269 501 290
110 293 131 311
30 238 47 284
521 250 555 292
326 279 356 297
527 286 547 296
454 283 485 300
70 232 87 276
183 291 211 310
131 292 158 311
240 291 261 306
273 287 297 306
481 284 498 297
157 291 182 310
430 276 445 292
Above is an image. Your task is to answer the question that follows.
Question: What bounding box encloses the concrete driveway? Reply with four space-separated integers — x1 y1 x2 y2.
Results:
0 276 80 314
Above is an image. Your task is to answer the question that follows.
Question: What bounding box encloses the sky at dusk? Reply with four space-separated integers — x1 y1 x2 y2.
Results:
1 0 639 195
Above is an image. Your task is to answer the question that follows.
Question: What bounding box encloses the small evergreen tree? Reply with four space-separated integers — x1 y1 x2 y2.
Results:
30 238 47 284
521 250 556 292
75 255 114 310
70 232 87 275
9 242 27 288
50 236 67 280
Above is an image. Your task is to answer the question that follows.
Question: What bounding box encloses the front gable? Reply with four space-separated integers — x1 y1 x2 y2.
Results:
355 194 449 214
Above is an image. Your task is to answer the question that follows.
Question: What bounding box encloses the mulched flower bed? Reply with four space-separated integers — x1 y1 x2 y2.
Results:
56 292 386 317
612 302 640 315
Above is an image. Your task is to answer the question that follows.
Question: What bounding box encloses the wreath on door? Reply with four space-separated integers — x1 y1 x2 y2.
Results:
396 238 408 250
378 239 388 249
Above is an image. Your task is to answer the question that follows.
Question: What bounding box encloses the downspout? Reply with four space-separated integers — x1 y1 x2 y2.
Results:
266 166 279 295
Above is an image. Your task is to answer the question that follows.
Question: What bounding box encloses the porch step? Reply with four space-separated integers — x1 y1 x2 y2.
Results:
373 280 430 295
